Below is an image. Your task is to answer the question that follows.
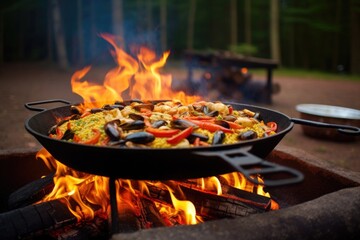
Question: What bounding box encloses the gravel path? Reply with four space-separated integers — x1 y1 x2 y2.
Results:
0 62 359 171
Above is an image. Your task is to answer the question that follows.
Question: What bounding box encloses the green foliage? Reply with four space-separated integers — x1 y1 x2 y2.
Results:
228 43 258 57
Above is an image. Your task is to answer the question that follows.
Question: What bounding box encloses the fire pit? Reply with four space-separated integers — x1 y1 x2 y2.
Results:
2 33 359 239
0 146 359 239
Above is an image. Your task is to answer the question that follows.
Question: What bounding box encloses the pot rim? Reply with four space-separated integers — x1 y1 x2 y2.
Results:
296 104 360 120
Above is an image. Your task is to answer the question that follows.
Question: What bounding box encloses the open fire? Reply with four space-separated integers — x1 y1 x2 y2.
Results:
23 34 281 236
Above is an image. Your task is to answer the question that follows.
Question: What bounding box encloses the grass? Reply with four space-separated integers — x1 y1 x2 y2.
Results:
251 68 360 82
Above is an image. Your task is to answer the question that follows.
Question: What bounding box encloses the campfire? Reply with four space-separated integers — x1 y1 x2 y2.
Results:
4 34 284 238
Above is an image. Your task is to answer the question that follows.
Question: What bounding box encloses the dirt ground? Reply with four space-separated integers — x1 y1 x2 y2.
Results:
0 61 359 172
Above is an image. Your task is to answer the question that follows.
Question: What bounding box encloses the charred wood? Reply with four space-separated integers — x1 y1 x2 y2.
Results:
46 213 109 240
143 181 265 220
0 199 76 240
8 173 55 210
179 184 263 219
139 197 168 228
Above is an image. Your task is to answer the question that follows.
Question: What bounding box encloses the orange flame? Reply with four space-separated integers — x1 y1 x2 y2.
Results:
36 34 278 225
71 33 200 110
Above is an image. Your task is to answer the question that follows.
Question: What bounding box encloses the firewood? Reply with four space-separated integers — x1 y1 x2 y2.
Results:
0 199 76 240
7 173 55 210
179 184 263 219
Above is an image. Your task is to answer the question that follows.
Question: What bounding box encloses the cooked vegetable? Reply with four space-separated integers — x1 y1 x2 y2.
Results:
49 100 278 148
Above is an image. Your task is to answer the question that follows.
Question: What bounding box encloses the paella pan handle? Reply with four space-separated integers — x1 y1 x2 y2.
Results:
194 148 304 187
25 99 71 112
290 118 360 136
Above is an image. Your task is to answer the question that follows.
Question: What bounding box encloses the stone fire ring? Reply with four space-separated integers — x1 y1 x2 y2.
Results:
112 146 360 240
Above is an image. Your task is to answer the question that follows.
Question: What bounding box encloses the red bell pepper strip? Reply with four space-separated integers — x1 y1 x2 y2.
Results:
81 129 101 145
266 122 277 132
54 127 64 139
228 105 233 114
193 137 200 146
188 120 233 133
184 116 214 120
166 126 193 145
146 127 180 138
224 120 244 130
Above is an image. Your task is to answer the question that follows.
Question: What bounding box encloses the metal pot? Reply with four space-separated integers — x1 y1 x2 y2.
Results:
296 104 360 142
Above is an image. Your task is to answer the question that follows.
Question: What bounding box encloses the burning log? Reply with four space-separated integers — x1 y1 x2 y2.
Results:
139 198 168 228
0 199 76 240
47 213 109 240
143 181 269 220
178 183 265 219
8 173 54 209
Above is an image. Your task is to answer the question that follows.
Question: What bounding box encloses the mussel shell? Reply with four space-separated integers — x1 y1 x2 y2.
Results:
253 112 262 121
238 130 258 140
129 113 145 121
223 115 237 122
187 133 209 143
206 110 219 117
125 132 155 144
171 119 198 130
212 130 225 145
104 121 122 141
214 120 230 129
151 120 167 128
120 120 145 130
70 105 82 115
48 125 57 135
61 129 75 141
133 103 154 112
102 104 125 110
90 108 104 114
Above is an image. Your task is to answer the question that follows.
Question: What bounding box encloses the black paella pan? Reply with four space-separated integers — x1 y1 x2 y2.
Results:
24 99 360 187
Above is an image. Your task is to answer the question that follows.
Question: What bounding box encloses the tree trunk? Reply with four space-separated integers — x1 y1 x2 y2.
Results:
270 0 281 64
51 0 69 69
160 0 167 51
187 0 196 50
90 0 97 60
77 0 84 65
350 0 360 74
244 0 251 45
46 1 53 62
331 0 341 71
230 0 238 46
0 11 3 65
146 0 153 33
112 0 124 39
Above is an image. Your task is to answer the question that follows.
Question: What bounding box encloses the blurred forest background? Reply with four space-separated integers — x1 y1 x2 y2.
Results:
0 0 359 75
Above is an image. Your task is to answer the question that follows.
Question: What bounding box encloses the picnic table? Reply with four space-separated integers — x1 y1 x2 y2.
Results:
183 50 278 104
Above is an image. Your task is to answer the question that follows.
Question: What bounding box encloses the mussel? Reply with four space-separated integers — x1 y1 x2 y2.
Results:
206 110 219 117
171 119 198 130
104 121 122 141
102 104 125 111
253 112 262 121
90 108 104 114
212 130 225 145
129 113 145 121
61 129 75 141
238 130 258 140
133 103 154 112
124 132 155 144
187 132 209 144
214 120 230 129
120 120 145 131
70 105 82 115
151 120 167 128
223 115 237 122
